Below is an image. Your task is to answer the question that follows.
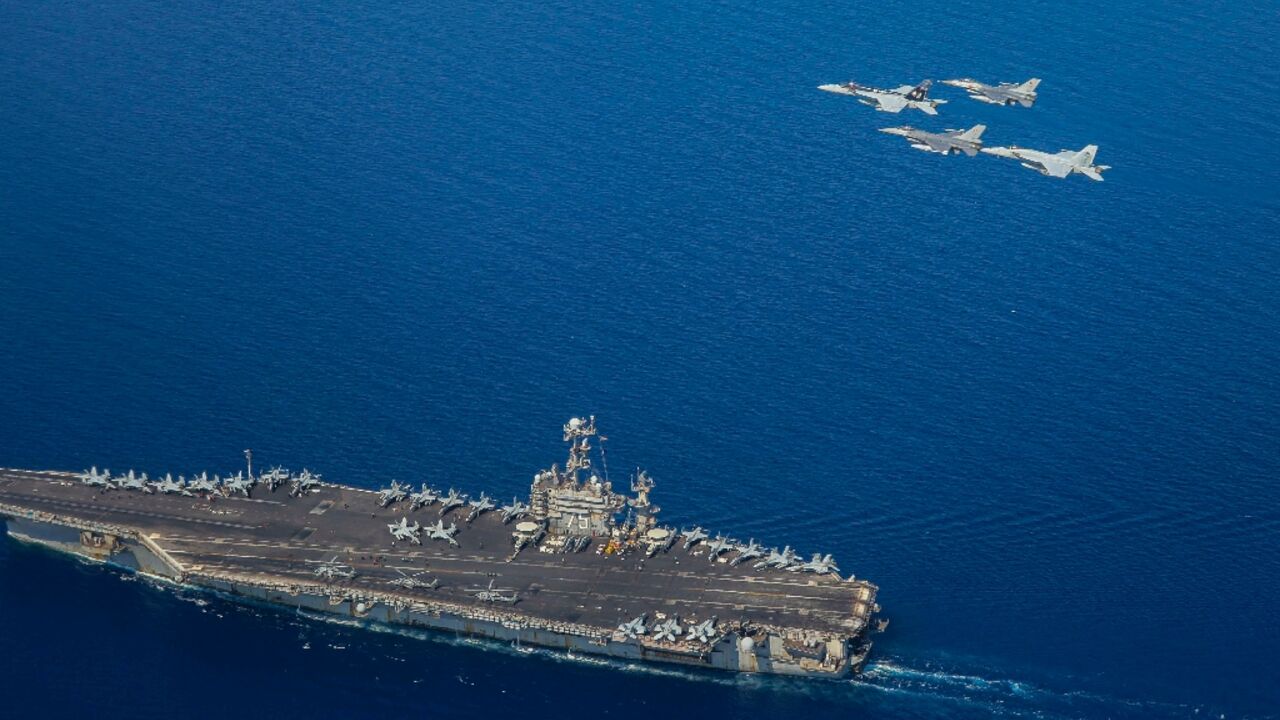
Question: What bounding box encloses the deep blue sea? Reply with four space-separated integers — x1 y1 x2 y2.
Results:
2 2 1278 718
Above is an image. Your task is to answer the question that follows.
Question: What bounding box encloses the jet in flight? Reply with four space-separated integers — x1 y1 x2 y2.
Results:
943 77 1040 107
880 124 986 156
387 516 423 545
819 79 945 115
982 144 1109 180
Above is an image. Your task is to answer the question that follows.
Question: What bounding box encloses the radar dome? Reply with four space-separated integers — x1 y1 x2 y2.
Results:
739 637 755 654
568 417 583 428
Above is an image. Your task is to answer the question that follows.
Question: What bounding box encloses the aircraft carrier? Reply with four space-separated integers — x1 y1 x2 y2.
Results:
0 417 881 677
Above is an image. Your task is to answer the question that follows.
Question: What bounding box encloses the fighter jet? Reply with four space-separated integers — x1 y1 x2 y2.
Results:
982 143 1108 180
387 568 438 590
152 473 192 496
470 579 518 604
754 545 798 570
943 77 1040 107
880 124 986 156
687 617 719 644
424 519 459 546
308 555 355 581
377 480 409 508
730 539 764 567
797 552 841 576
188 472 220 495
387 516 423 545
408 483 439 511
465 493 495 523
705 535 733 561
680 526 709 550
260 466 290 492
437 488 466 517
818 79 945 115
617 615 647 640
499 497 530 524
114 470 153 493
222 472 254 497
652 616 683 642
290 469 321 497
78 467 113 489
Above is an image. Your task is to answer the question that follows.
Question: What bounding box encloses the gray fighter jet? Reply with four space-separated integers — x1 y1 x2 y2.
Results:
470 579 518 604
387 516 423 544
437 488 466 516
687 617 719 644
153 473 192 496
819 79 945 115
222 471 254 497
260 466 290 492
377 480 409 508
680 526 709 549
465 492 495 523
754 545 798 570
188 472 220 495
880 124 986 156
616 615 647 640
115 470 153 493
652 616 683 642
982 143 1109 180
79 467 113 489
424 519 459 546
705 535 733 561
308 555 355 581
499 497 530 524
408 483 439 511
796 552 840 576
387 568 438 590
943 77 1040 107
730 539 764 567
290 469 321 497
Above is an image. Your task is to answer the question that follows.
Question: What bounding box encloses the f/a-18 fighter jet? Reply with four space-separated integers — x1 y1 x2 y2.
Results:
290 469 321 497
387 516 423 544
687 617 719 644
465 493 495 523
79 467 114 489
730 539 764 567
424 519 459 546
499 497 530 524
153 473 193 496
754 545 798 570
982 143 1109 181
880 124 986 156
222 472 254 497
943 77 1040 107
437 488 466 516
187 472 220 495
260 466 290 492
705 535 733 561
114 470 153 493
408 483 439 511
680 526 708 549
796 552 841 576
377 480 409 507
617 615 647 640
819 79 946 115
652 617 683 642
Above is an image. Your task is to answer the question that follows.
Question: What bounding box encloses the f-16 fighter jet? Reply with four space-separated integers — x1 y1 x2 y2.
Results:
982 144 1109 181
880 124 986 156
153 473 193 496
222 472 254 497
688 617 718 644
114 470 153 493
680 526 708 549
705 535 733 561
754 545 798 570
377 480 409 508
437 488 466 516
819 79 946 115
499 497 530 524
290 469 321 497
408 483 439 511
187 472 220 495
797 552 841 576
617 615 647 640
79 467 113 489
943 77 1040 107
730 539 764 567
465 492 495 523
387 516 423 544
424 519 459 546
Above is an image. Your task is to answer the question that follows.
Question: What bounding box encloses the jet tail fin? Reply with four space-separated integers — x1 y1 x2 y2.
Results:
958 124 986 141
1017 78 1041 92
1073 144 1099 166
904 79 932 101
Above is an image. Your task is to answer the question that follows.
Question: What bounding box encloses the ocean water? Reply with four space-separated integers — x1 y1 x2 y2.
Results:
2 1 1278 718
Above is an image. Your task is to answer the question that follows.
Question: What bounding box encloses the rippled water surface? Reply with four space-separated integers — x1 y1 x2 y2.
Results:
2 1 1278 718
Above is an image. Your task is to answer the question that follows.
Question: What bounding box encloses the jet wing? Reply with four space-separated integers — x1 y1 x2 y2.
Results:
1036 157 1072 178
925 137 953 153
876 93 907 112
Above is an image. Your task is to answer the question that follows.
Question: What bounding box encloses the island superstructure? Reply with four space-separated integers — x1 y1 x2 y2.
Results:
0 417 881 677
